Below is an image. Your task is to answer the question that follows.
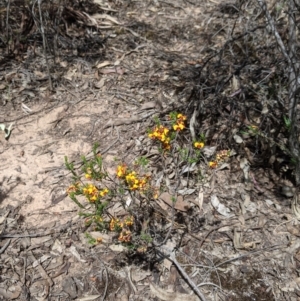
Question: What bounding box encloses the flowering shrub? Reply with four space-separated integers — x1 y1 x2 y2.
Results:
148 125 171 150
65 144 153 248
148 112 188 151
82 184 109 202
65 113 232 252
116 163 150 191
171 113 187 131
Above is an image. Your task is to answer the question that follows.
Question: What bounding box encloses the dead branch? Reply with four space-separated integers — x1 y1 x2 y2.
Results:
156 246 207 301
256 0 291 65
36 0 53 91
256 0 300 185
6 0 10 52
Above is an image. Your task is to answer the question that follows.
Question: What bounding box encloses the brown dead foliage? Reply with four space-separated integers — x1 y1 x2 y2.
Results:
0 0 105 56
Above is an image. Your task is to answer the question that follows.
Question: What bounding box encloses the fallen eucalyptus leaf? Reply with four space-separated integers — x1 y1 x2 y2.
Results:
159 192 190 211
162 240 177 270
229 149 237 156
89 232 111 244
286 223 300 237
69 245 86 262
265 199 274 206
180 162 197 174
233 228 242 249
239 157 250 181
280 185 294 198
93 13 121 25
211 194 232 217
262 103 269 114
139 101 157 111
109 244 126 252
0 123 13 139
155 171 164 187
197 189 204 211
32 255 52 268
218 163 230 170
168 171 175 179
233 134 243 144
94 78 105 89
96 60 111 69
21 102 32 113
131 269 152 282
292 194 300 220
126 195 132 207
241 193 257 213
177 188 196 195
202 146 216 158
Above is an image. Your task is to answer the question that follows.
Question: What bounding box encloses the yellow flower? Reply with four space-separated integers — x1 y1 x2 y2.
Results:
116 164 127 178
148 125 172 150
176 113 187 121
163 127 169 135
118 230 132 242
85 173 92 179
148 132 155 138
153 188 159 199
84 184 96 195
95 216 103 222
84 168 93 179
109 218 121 231
124 216 134 227
138 177 148 190
90 195 98 202
83 184 99 202
83 184 92 195
99 188 109 197
67 183 80 194
209 161 218 168
172 114 186 131
149 126 169 142
125 172 137 188
160 133 168 142
125 172 136 182
173 122 185 131
194 141 204 149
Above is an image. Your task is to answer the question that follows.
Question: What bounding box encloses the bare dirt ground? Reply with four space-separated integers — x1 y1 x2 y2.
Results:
1 0 300 300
